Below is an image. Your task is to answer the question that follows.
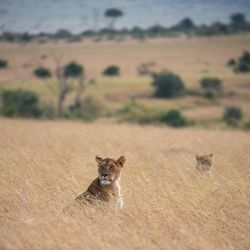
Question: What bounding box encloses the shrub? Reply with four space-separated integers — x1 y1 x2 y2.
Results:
0 59 8 69
203 91 216 100
67 96 103 121
223 106 243 126
200 77 222 91
1 89 42 118
160 109 188 127
234 60 250 73
229 51 250 73
34 67 51 79
152 71 185 98
64 62 83 78
103 65 120 76
240 51 250 64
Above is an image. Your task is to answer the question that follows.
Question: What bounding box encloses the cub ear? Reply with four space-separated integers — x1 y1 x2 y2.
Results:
96 155 102 163
116 156 126 167
195 155 199 161
209 153 213 159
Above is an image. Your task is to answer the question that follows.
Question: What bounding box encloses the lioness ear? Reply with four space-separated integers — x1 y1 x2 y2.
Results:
209 153 213 159
196 155 199 161
96 155 102 163
117 156 126 167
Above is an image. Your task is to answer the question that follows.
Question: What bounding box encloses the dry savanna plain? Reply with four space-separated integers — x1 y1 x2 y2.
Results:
0 118 250 250
1 35 250 122
0 35 250 249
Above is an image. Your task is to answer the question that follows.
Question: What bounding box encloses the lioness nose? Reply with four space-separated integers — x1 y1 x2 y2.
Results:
102 174 108 177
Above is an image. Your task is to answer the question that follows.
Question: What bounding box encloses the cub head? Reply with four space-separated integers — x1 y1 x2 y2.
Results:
196 153 213 170
96 155 126 185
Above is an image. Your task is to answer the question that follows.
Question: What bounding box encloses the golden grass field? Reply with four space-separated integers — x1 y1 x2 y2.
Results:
0 118 250 250
1 34 250 123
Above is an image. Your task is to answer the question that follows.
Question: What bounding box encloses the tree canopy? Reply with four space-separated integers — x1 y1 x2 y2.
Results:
104 8 123 18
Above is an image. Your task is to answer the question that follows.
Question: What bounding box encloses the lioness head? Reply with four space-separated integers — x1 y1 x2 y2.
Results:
196 153 213 171
96 155 126 185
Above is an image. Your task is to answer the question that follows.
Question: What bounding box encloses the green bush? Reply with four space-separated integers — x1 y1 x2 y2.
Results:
1 89 42 118
152 71 185 98
234 60 250 73
229 51 250 73
67 96 103 121
240 51 250 64
223 106 243 126
33 67 51 79
103 65 120 76
203 91 216 100
159 109 188 127
64 62 83 78
200 77 222 91
0 59 8 69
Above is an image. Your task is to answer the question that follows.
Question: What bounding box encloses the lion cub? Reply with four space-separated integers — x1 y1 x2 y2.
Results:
196 153 213 173
75 155 126 209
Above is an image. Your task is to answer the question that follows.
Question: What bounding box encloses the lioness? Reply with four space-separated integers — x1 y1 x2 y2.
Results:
75 155 126 209
196 153 213 172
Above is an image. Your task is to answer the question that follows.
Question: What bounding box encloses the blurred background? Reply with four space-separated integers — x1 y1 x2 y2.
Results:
1 0 250 129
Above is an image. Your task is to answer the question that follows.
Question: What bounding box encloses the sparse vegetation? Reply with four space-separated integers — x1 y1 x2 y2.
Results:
137 62 156 76
118 99 160 124
67 96 103 121
0 89 42 118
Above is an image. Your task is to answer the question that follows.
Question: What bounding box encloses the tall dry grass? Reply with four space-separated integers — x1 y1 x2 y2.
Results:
0 118 249 249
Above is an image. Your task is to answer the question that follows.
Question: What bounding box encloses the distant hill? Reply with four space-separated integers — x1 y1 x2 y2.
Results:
0 0 250 33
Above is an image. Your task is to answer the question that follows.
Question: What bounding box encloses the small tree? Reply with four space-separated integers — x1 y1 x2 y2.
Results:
230 13 247 28
104 8 123 30
33 59 85 117
63 61 85 107
152 71 185 98
0 59 8 69
178 18 195 30
223 106 243 126
103 65 120 76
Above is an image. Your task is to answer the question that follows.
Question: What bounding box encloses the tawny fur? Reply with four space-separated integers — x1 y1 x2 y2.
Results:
75 155 125 208
196 153 213 172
